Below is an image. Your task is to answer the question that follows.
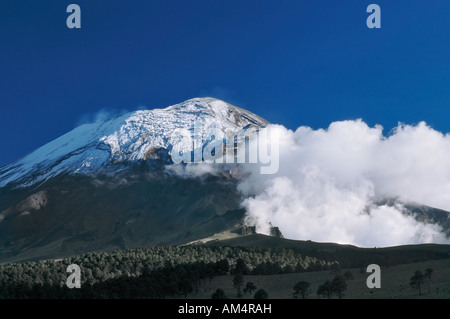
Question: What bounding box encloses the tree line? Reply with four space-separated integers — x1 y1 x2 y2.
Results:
0 246 335 299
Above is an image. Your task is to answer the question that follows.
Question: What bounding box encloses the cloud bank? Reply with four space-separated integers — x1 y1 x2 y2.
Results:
171 120 450 247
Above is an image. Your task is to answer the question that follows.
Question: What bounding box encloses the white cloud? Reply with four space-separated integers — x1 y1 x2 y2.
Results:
75 107 130 126
169 120 450 247
165 162 220 178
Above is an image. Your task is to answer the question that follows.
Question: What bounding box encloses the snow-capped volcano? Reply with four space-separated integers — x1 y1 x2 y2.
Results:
0 98 449 263
0 98 268 188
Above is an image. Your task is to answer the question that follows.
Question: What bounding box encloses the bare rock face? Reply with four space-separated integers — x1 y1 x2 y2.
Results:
16 191 48 212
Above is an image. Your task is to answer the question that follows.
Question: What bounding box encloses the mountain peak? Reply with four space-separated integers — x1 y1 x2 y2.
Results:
0 98 268 188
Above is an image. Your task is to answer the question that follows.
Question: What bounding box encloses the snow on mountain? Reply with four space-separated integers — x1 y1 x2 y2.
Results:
0 98 268 188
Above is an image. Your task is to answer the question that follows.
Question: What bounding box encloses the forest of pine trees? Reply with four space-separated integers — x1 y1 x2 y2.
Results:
0 246 334 299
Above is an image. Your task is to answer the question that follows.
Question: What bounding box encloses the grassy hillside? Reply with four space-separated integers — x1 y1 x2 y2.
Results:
188 258 450 299
207 234 450 267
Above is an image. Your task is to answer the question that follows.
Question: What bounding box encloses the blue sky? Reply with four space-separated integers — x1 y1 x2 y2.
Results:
1 0 450 166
